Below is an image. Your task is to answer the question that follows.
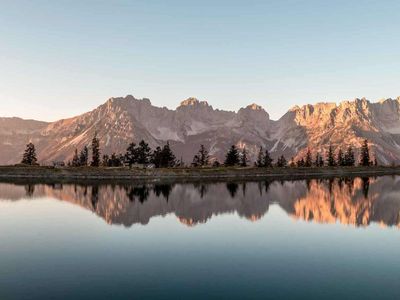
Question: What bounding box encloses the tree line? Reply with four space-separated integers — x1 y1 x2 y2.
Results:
20 134 377 168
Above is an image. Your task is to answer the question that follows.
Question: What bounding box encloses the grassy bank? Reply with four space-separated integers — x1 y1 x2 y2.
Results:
0 165 399 183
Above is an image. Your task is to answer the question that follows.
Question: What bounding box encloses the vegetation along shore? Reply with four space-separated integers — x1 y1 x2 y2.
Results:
2 132 394 181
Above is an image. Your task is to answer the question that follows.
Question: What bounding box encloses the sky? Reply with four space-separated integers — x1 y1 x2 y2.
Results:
0 0 399 121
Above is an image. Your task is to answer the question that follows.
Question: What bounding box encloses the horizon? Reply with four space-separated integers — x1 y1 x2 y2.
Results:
1 1 400 121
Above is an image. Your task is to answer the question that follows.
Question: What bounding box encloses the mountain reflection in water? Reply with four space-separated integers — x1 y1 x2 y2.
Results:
1 176 400 228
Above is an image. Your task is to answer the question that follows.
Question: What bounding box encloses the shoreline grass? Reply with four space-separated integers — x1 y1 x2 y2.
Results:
0 165 399 183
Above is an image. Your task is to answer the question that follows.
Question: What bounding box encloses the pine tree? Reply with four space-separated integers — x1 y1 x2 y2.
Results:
305 148 312 167
91 132 100 167
137 140 152 165
240 147 248 167
161 142 176 168
315 152 323 167
79 146 89 166
344 145 355 166
224 145 240 166
337 148 345 166
276 155 287 167
125 142 138 167
21 142 37 165
360 139 371 166
151 146 163 168
327 145 336 167
192 144 209 167
256 147 264 167
297 158 305 167
264 149 273 167
71 148 80 167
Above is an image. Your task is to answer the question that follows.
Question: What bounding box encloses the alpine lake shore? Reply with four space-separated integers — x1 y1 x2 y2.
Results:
0 165 399 184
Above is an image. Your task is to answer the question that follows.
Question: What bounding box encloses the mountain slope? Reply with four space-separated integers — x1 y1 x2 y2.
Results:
2 95 400 165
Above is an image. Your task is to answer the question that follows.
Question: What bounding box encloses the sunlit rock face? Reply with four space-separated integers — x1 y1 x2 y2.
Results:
1 176 400 228
3 95 400 164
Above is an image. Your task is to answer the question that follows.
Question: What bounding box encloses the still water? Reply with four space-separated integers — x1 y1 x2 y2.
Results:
0 176 399 299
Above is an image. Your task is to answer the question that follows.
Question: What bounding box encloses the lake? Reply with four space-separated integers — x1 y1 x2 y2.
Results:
0 176 399 299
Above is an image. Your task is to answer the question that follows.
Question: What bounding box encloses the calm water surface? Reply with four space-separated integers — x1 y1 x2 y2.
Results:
1 176 400 299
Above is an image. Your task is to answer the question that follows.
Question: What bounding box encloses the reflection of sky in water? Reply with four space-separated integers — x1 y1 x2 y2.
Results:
0 178 400 299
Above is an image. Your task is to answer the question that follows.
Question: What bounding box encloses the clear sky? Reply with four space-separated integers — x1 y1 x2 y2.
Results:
1 0 399 121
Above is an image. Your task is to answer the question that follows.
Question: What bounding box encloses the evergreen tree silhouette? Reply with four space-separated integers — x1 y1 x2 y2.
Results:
264 149 273 167
160 142 176 167
297 158 305 167
91 132 100 167
344 145 355 166
137 140 152 164
224 145 240 166
276 155 287 167
327 145 336 167
71 148 80 167
337 148 345 166
125 142 138 167
305 148 312 167
151 146 163 168
315 152 324 167
360 139 371 166
21 142 37 165
256 146 264 167
79 146 89 166
192 144 209 167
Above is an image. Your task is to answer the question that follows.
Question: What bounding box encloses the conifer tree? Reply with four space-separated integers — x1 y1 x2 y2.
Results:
240 147 248 167
192 144 209 167
79 146 89 166
137 140 152 164
276 155 287 167
305 148 312 167
91 132 100 167
315 152 323 167
125 142 138 167
21 142 37 165
151 146 163 168
71 148 80 167
360 139 371 166
344 145 355 166
161 142 176 167
337 148 345 166
264 149 273 167
297 158 305 167
224 145 240 166
256 146 264 167
327 145 336 167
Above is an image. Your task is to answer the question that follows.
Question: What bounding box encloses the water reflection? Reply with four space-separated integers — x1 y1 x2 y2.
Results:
1 176 400 228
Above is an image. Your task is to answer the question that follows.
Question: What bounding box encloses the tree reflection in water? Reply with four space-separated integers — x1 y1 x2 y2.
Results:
6 176 400 228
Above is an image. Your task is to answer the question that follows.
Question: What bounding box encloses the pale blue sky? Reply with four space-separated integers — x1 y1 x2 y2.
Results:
0 0 399 121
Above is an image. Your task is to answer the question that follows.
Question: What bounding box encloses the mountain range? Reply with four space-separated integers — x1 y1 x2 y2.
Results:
2 95 400 165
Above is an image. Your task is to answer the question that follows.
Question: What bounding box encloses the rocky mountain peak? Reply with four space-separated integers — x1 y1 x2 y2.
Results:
246 103 264 111
178 97 209 108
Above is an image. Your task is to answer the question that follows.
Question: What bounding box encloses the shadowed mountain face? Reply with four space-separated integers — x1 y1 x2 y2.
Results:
1 176 400 228
3 95 400 164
